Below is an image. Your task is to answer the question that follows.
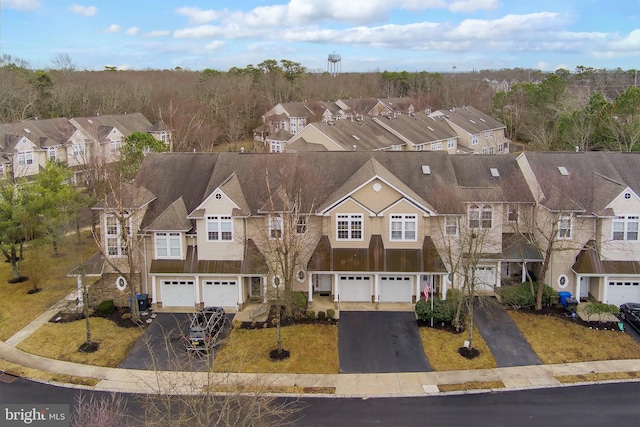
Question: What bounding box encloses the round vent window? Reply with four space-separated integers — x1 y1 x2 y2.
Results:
115 276 127 291
624 192 631 199
215 193 222 200
372 183 382 192
558 274 568 289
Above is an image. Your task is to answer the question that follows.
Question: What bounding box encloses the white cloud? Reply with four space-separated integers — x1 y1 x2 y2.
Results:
174 25 223 38
126 27 139 36
204 41 225 51
1 0 40 11
145 30 170 37
105 24 120 33
175 6 222 24
69 4 96 16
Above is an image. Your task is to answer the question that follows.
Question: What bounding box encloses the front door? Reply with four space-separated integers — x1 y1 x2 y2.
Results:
250 277 262 297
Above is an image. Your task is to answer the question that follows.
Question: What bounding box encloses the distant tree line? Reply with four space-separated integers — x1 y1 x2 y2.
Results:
2 53 640 152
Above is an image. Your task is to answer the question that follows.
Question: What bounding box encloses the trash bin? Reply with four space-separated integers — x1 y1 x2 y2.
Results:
558 291 572 309
137 293 149 312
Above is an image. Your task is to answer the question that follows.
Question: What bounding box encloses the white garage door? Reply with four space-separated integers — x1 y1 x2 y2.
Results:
607 280 640 307
339 276 371 302
203 280 238 307
474 267 496 292
161 280 195 307
379 276 413 302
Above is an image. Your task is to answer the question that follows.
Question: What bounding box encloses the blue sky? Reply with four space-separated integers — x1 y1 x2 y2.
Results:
3 0 640 72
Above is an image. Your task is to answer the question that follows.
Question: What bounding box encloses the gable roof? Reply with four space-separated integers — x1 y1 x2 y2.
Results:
522 152 640 213
433 106 506 133
301 118 408 151
371 113 457 146
0 118 77 151
71 113 153 141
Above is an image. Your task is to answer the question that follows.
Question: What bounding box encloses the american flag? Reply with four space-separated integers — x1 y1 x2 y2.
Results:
423 280 431 301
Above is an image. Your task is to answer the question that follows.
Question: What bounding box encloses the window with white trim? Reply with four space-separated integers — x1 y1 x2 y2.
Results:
485 130 493 138
337 214 363 240
296 215 307 234
390 214 417 241
72 143 86 158
445 216 459 236
508 205 519 222
416 144 425 151
558 215 572 239
270 141 281 153
48 147 56 161
469 204 492 229
431 141 442 151
207 216 232 241
155 232 181 258
498 142 505 152
447 138 455 149
269 214 283 239
110 140 121 153
613 215 639 241
105 212 131 257
18 151 33 166
471 134 479 145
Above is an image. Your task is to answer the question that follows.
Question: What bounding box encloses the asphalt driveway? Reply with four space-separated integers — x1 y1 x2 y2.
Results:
338 311 432 373
119 312 232 371
473 298 542 367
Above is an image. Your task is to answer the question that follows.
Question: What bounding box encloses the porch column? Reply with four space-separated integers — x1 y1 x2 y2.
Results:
262 277 267 304
194 276 201 304
521 262 527 283
496 261 502 289
77 276 83 307
602 276 609 303
575 275 581 301
334 273 340 303
415 274 421 301
373 273 380 303
441 275 448 300
151 276 156 304
237 275 243 307
308 274 314 303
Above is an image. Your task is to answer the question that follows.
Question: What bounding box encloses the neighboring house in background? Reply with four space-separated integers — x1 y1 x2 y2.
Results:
0 117 92 179
0 113 171 181
430 106 511 154
286 113 459 153
74 150 640 314
257 97 416 143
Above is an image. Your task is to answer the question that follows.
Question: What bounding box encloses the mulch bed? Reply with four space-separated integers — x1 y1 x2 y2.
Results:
49 307 148 329
514 304 622 330
240 305 338 330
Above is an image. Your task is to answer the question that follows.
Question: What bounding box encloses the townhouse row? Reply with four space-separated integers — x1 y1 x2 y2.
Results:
0 113 171 181
76 150 640 311
256 98 510 155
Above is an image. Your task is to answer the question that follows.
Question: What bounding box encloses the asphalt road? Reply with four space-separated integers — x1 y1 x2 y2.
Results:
473 298 542 367
1 377 639 426
338 311 432 373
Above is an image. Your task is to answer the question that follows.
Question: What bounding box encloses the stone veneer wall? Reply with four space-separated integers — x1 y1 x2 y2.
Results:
89 273 141 308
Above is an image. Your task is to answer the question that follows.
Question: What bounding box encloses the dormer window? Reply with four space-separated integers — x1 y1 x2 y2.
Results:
155 232 181 258
390 214 417 241
269 214 283 239
337 214 363 240
18 151 33 166
558 214 572 239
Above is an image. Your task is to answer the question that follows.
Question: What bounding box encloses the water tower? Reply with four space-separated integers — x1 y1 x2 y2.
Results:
328 52 341 76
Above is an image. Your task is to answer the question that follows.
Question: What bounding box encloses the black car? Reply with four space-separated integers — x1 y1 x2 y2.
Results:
185 307 226 353
620 302 640 333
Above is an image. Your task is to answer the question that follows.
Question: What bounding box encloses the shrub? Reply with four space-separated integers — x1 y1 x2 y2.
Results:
415 298 454 323
305 310 315 319
499 282 558 309
326 308 335 319
96 300 115 315
317 311 326 320
291 291 308 310
581 303 619 322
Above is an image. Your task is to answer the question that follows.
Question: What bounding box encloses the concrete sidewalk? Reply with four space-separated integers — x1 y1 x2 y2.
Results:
2 339 640 397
